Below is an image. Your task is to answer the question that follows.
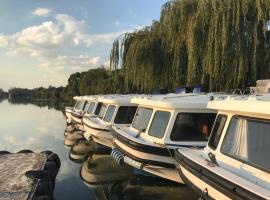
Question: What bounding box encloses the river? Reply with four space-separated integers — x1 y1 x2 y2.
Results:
0 99 198 200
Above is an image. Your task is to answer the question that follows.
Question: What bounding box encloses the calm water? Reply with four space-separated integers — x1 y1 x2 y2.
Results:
0 99 198 200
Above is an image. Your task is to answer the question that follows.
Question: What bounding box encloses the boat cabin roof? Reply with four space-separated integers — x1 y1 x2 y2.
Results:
131 93 220 110
207 94 270 116
73 96 85 101
97 95 141 105
84 95 99 101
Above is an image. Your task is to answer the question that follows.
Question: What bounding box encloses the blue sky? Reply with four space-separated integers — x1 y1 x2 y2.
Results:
0 0 168 91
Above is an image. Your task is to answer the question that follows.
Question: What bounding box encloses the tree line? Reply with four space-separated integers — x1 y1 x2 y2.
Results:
8 0 270 103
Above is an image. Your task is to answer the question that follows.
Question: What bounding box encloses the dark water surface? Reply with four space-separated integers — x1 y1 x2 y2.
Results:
0 99 198 200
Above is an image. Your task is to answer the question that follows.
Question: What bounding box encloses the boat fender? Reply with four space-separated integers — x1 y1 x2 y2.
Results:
17 149 33 153
32 195 50 200
35 180 54 199
25 170 46 179
111 149 124 165
0 150 10 155
47 153 61 170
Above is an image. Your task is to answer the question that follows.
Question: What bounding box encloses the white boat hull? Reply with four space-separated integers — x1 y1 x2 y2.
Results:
113 139 183 183
84 124 112 148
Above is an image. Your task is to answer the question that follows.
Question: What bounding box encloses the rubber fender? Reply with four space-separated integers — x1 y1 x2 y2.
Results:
32 195 50 200
17 149 33 153
47 153 61 170
25 170 45 179
41 150 53 156
0 151 10 155
35 180 54 198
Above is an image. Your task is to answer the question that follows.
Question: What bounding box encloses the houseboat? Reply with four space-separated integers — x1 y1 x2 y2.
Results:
111 94 218 183
82 95 138 148
175 94 270 199
71 95 104 131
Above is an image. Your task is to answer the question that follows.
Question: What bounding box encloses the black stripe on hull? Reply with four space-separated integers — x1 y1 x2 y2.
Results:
114 142 175 169
174 150 266 200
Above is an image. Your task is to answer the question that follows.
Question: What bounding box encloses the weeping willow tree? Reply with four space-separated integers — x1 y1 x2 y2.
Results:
110 0 270 92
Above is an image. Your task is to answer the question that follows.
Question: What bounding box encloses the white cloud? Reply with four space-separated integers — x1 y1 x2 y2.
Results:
0 34 8 47
33 8 51 17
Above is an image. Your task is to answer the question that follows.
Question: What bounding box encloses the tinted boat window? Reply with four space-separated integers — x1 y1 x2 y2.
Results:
114 106 137 124
132 107 153 131
208 115 227 150
103 105 116 122
83 102 90 111
171 113 216 141
94 103 102 115
98 104 107 119
221 116 270 171
149 111 171 138
87 102 95 114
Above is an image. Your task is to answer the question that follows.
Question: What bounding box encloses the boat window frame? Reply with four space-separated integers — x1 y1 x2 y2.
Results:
220 115 270 173
170 112 217 142
131 107 153 132
98 103 108 119
86 102 96 114
103 105 116 123
114 106 138 124
208 114 228 150
148 110 171 139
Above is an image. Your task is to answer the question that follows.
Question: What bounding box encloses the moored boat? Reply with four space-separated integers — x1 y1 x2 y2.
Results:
111 93 219 183
83 95 138 148
175 94 270 199
65 96 83 124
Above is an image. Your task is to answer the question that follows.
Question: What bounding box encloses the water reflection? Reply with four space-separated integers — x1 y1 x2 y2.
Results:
0 99 198 200
0 99 93 200
78 153 198 200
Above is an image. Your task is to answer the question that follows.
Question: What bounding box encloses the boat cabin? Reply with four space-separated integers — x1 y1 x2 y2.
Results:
83 95 139 148
175 94 270 199
111 93 218 183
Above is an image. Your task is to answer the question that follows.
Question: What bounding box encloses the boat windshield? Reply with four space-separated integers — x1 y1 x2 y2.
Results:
132 107 153 131
148 111 171 138
98 104 107 119
74 101 81 110
103 105 116 122
94 102 102 115
114 106 137 124
170 113 216 141
221 116 270 171
87 102 96 114
83 102 90 111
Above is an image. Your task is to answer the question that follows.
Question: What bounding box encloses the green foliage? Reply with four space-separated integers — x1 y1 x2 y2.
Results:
111 0 270 92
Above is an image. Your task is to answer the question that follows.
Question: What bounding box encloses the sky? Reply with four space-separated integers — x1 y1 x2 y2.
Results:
0 0 168 91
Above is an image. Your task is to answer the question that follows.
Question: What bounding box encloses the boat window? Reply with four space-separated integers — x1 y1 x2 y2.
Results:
208 115 227 150
103 105 116 122
83 102 90 111
94 103 102 115
87 102 95 114
114 106 138 124
132 107 153 132
75 101 81 110
149 111 171 138
170 113 216 141
221 116 270 171
98 104 107 119
74 101 79 109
